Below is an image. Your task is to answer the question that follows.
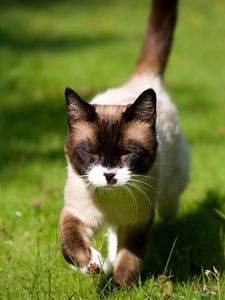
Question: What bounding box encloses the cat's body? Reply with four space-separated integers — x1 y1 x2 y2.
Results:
64 74 188 225
60 0 189 285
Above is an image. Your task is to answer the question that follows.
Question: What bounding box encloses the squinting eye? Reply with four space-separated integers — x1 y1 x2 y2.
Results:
121 150 133 159
90 153 99 161
121 150 132 156
88 147 99 156
88 149 99 161
89 150 98 155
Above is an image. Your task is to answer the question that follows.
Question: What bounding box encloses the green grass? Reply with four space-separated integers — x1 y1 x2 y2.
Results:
1 0 225 298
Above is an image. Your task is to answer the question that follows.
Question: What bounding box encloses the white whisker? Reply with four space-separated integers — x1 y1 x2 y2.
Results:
54 167 68 174
124 185 138 221
130 178 159 194
126 182 155 210
130 174 164 184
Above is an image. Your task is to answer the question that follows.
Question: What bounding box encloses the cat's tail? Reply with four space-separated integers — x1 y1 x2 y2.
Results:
134 0 178 77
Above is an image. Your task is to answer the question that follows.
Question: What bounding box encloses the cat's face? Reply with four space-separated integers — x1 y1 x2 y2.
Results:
65 88 157 187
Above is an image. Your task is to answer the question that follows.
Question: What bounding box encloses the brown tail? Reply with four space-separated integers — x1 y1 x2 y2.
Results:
134 0 178 77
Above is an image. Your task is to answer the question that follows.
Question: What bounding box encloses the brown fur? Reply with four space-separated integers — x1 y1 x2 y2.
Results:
123 120 154 148
113 222 152 285
67 104 155 152
71 121 97 145
134 0 178 76
65 96 157 175
60 211 91 267
113 249 142 286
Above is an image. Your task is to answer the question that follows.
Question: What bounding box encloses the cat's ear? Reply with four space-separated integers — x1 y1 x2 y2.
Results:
123 88 157 126
65 87 96 128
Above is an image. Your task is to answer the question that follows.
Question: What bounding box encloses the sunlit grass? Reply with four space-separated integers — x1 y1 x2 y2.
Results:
0 0 225 298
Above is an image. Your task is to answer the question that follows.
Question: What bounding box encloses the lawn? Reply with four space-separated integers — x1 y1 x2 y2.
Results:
0 0 225 299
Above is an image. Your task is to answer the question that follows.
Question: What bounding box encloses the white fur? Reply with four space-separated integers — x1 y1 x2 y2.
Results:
91 73 189 219
98 227 118 275
64 162 103 229
88 165 130 187
115 167 131 185
107 227 118 264
88 165 108 186
68 247 104 274
63 72 189 271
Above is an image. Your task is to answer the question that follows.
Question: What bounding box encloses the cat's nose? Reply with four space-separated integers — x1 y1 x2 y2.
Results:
104 172 117 185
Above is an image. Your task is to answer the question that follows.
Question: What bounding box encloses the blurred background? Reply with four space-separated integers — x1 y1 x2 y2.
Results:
0 0 225 298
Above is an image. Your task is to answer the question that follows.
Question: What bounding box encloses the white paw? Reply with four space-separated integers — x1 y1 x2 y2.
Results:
102 258 113 275
68 247 104 275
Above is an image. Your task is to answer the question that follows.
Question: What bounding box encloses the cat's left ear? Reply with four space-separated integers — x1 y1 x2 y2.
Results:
123 88 157 126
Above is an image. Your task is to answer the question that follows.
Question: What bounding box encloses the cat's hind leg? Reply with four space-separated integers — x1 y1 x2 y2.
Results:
157 192 180 221
157 134 189 220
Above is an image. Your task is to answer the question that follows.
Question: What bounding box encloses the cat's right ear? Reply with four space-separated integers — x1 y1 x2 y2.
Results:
65 87 96 129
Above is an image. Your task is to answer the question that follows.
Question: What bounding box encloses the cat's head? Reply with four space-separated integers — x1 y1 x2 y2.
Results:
65 88 158 187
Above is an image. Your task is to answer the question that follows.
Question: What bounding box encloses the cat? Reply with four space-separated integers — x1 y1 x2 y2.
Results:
60 0 189 286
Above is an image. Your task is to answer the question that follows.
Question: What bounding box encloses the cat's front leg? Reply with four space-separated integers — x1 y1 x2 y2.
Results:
113 223 151 286
60 210 103 274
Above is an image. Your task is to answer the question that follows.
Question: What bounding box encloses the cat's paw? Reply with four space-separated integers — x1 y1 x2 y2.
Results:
113 250 142 286
68 247 104 275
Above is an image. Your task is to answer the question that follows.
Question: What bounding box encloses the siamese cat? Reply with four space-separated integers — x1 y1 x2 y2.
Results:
60 0 189 285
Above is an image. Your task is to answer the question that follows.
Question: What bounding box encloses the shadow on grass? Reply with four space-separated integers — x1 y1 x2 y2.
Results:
0 98 67 180
0 29 122 53
0 88 98 181
0 0 120 6
144 190 225 282
95 191 225 297
0 0 123 53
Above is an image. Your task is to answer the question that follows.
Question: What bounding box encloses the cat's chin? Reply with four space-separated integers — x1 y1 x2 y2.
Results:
92 183 120 189
91 182 126 190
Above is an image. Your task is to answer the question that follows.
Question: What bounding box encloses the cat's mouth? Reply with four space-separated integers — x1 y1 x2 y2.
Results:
90 181 120 188
88 178 129 189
